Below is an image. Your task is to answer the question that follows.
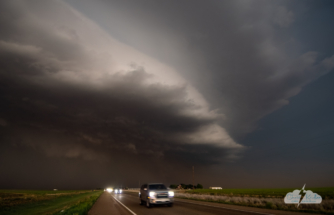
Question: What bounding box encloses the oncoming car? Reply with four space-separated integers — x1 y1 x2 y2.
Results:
139 183 174 208
114 188 122 194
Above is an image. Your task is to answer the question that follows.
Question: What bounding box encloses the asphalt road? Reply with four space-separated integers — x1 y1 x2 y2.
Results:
89 191 321 215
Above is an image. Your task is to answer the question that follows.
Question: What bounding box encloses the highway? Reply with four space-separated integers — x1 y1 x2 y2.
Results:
88 191 320 215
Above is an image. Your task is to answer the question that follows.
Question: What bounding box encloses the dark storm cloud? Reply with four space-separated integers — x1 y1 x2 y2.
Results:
68 0 334 136
0 63 240 164
0 0 243 178
1 0 333 189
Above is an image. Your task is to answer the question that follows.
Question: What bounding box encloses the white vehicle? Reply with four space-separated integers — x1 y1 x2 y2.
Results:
139 183 174 208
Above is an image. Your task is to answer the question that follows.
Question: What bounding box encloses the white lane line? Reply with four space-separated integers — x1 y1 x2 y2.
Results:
176 199 274 215
112 194 137 215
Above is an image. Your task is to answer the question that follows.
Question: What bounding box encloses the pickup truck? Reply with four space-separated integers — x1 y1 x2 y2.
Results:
139 183 174 208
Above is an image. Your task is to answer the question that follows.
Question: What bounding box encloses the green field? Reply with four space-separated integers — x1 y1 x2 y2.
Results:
185 187 334 199
0 189 103 215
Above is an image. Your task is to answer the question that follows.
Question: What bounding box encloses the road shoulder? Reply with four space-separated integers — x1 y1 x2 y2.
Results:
175 198 323 215
88 192 132 215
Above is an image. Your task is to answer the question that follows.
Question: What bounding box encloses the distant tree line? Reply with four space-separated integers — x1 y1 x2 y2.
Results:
169 183 203 189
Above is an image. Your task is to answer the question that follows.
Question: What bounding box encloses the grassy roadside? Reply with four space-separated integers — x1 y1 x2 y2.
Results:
0 190 103 215
174 188 334 214
184 187 334 199
175 195 333 214
52 191 102 215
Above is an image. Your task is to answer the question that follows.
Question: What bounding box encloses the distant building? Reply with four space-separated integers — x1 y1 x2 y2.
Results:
209 187 222 189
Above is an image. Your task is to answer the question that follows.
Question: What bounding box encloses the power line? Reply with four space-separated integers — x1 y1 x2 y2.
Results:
192 166 194 189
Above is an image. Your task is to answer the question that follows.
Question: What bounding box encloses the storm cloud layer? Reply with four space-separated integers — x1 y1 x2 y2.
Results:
70 0 334 136
1 0 334 188
0 0 243 167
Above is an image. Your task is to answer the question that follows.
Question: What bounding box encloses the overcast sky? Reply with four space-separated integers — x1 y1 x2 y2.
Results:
1 0 334 189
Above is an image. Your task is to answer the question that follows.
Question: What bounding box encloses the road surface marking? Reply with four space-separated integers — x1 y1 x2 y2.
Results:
176 199 274 215
112 194 137 215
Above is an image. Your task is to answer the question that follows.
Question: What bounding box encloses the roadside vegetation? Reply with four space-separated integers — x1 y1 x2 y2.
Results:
175 187 334 214
0 189 103 215
185 187 334 199
170 183 203 189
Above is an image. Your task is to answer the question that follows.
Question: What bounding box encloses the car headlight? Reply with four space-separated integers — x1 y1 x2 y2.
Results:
168 191 174 197
120 189 122 193
115 190 118 193
149 191 155 197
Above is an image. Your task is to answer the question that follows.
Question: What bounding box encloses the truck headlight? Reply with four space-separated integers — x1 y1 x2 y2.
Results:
149 191 155 197
168 191 174 197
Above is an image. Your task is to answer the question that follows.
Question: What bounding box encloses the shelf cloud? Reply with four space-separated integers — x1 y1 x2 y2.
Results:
0 0 243 168
1 0 333 188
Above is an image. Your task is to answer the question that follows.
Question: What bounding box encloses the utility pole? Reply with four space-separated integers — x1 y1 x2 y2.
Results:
192 166 194 189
